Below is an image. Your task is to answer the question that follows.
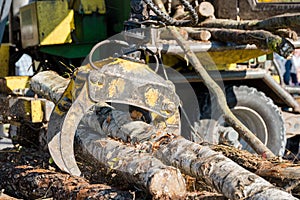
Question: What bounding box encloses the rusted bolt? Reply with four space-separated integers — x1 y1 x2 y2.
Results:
162 101 176 113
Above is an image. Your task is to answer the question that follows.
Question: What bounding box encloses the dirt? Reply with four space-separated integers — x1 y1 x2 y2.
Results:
0 145 226 200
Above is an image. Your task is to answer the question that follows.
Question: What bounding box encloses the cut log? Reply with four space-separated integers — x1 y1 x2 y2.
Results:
212 145 300 193
185 28 211 41
207 28 294 58
80 109 298 200
199 13 300 33
196 2 215 19
76 124 187 199
30 71 69 103
31 70 298 199
30 72 187 199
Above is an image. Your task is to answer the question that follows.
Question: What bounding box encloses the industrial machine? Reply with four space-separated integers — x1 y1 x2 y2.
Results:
2 0 300 175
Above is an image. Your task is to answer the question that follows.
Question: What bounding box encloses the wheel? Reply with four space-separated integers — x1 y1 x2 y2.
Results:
224 85 286 156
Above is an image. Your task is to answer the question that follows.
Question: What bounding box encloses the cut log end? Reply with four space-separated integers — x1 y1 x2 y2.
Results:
197 2 215 18
149 167 187 199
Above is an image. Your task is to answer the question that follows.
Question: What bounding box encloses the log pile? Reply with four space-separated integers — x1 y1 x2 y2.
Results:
163 1 298 58
21 71 299 199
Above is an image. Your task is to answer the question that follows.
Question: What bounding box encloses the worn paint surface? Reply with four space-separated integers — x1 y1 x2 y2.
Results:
108 79 125 98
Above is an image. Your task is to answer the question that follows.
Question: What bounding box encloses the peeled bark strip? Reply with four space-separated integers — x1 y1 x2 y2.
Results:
0 164 133 199
76 125 187 199
275 29 298 41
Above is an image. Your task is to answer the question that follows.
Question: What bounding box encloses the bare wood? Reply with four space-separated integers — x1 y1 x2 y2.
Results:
153 0 167 14
275 29 298 41
196 2 215 18
160 27 189 40
187 29 211 41
167 25 276 158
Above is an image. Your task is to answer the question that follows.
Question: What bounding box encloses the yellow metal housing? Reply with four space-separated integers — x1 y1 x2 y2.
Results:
31 99 44 123
0 76 30 94
0 43 10 77
20 1 74 48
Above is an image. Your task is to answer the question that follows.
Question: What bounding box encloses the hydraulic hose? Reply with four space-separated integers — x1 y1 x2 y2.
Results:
143 0 198 26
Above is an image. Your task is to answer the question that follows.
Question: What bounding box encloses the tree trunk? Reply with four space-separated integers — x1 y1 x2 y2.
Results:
30 71 69 103
30 66 298 199
212 145 300 194
81 109 298 200
207 28 294 58
199 13 300 33
75 126 187 199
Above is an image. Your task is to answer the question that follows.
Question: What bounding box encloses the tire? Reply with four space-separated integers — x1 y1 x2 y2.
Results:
224 85 286 156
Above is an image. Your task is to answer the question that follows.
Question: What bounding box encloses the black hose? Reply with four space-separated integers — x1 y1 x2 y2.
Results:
143 0 198 26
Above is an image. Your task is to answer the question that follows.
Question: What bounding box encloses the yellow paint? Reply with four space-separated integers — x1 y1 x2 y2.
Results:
144 88 159 107
272 75 280 84
3 76 30 93
20 1 74 47
73 0 106 14
31 100 44 123
162 49 269 70
40 10 74 45
0 44 10 77
257 0 300 2
108 79 125 98
165 111 180 125
109 58 152 74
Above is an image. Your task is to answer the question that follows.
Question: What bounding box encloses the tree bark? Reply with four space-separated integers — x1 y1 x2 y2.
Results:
212 145 300 194
167 25 276 158
30 63 298 199
0 164 133 199
75 126 187 199
81 109 298 200
30 71 69 103
207 28 293 57
199 13 300 33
